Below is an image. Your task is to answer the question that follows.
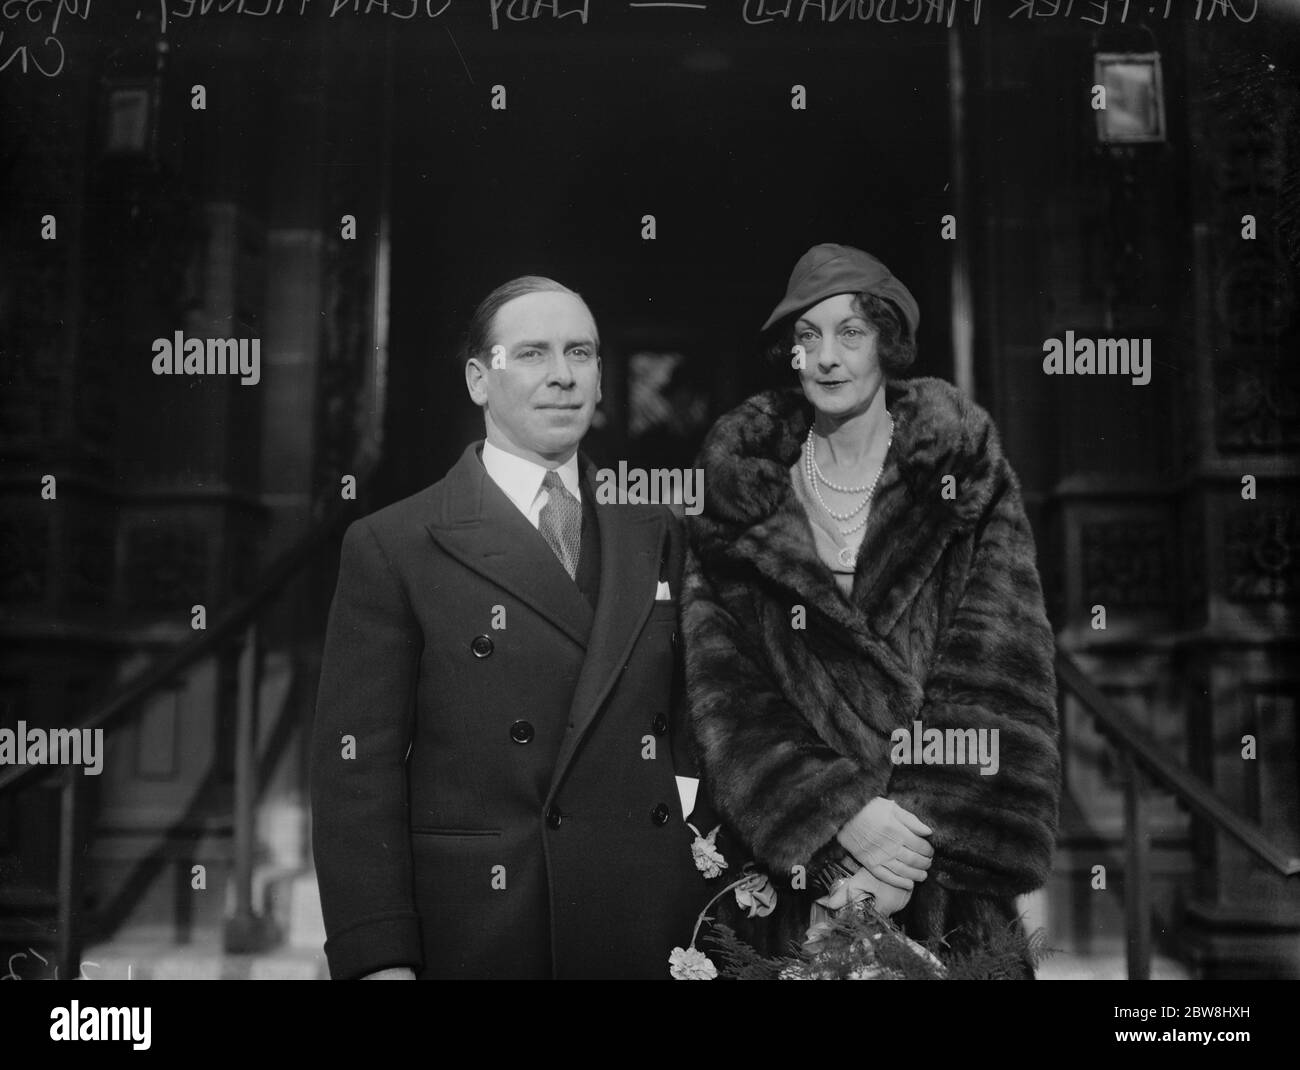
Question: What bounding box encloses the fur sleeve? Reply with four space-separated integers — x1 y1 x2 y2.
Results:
885 461 1061 898
681 547 883 878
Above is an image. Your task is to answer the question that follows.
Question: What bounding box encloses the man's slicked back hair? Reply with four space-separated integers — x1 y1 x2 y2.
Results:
461 275 596 366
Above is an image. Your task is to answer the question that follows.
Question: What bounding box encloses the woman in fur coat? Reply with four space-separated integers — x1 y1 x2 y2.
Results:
682 244 1061 975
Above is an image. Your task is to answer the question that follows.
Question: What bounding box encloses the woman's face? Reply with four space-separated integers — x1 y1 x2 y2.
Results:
793 293 883 420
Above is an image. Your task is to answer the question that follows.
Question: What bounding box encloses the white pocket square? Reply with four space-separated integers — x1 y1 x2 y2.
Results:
655 581 672 601
675 775 699 821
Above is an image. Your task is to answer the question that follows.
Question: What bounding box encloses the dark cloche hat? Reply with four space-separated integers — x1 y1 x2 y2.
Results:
762 243 920 338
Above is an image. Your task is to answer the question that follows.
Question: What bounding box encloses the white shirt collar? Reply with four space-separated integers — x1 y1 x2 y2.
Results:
481 439 582 516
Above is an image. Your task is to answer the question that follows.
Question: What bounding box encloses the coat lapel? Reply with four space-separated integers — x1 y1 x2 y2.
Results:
425 443 595 649
724 470 919 692
695 378 1001 690
546 490 666 801
852 464 975 639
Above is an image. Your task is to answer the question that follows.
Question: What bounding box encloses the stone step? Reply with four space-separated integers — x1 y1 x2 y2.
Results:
74 933 1191 981
79 929 327 981
1037 951 1192 980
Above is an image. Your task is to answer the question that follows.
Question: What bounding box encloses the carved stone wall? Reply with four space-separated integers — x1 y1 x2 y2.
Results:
968 22 1300 974
1179 35 1300 976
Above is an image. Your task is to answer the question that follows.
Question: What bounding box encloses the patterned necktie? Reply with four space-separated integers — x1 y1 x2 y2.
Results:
538 470 581 580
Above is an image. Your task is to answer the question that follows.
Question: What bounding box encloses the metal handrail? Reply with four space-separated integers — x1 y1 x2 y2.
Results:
0 47 394 967
1055 648 1300 878
0 496 357 798
1055 644 1299 980
0 488 367 978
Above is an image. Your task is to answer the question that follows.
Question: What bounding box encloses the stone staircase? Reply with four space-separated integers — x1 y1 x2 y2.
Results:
75 647 330 980
74 872 1197 981
68 673 1199 982
80 813 328 980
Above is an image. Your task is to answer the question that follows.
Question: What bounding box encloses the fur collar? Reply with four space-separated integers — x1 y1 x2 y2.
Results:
693 376 1002 559
688 377 1007 663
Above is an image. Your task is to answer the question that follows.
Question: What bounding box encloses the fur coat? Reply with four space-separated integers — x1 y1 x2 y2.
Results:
682 376 1061 971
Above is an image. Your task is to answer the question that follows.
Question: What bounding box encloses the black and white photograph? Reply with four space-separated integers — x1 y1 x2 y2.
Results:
1 0 1298 1040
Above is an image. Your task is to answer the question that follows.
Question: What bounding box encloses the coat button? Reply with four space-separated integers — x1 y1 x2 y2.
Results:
651 714 669 736
650 803 670 826
546 806 562 829
470 635 494 658
510 719 534 744
670 630 679 651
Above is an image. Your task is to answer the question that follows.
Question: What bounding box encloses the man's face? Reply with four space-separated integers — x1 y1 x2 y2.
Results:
465 290 602 465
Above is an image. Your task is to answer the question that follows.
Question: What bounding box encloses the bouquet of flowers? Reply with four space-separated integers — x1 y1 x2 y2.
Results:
670 856 1048 980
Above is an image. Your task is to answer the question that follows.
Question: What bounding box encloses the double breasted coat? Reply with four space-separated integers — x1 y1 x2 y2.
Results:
311 442 715 979
682 377 1061 969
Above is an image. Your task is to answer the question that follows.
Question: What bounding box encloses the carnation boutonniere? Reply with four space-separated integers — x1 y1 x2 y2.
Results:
687 822 727 880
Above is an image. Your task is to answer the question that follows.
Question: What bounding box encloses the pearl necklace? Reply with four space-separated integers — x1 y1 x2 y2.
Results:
808 422 891 493
803 414 894 543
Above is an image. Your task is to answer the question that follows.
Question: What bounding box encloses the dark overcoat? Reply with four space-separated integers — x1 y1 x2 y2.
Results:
682 377 1061 969
311 442 716 979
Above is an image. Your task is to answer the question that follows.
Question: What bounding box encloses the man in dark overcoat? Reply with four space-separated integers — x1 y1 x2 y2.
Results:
310 276 717 979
